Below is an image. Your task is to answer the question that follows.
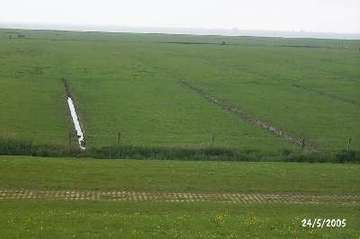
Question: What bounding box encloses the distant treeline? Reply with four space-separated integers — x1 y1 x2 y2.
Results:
0 137 359 164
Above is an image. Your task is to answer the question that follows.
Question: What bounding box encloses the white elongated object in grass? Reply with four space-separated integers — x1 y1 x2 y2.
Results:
67 97 86 150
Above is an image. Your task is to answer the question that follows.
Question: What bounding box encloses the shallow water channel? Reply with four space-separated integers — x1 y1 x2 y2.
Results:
67 97 86 150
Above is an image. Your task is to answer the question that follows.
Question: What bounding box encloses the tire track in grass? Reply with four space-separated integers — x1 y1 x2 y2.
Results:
0 190 359 205
179 80 318 150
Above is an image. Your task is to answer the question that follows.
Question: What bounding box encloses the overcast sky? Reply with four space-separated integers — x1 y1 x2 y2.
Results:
1 0 359 34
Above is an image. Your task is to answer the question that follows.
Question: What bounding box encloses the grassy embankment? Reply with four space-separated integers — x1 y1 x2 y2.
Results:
0 156 359 238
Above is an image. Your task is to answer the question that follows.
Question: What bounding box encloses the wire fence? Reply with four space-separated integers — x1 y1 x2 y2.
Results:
0 133 359 164
0 131 357 153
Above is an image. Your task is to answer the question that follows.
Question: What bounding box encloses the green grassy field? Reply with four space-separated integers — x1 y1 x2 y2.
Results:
0 156 359 238
0 35 69 145
1 201 359 239
1 29 359 152
1 29 359 238
1 156 359 194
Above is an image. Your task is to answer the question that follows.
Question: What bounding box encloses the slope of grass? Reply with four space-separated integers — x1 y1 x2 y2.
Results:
0 200 359 239
1 156 359 194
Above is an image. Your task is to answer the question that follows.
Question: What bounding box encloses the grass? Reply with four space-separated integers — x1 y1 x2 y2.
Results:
1 29 359 238
0 156 359 238
0 38 69 145
1 156 359 194
0 200 359 238
62 39 293 150
171 45 360 150
1 137 359 163
1 29 359 153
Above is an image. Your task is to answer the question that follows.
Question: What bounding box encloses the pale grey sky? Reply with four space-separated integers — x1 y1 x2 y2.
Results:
1 0 359 34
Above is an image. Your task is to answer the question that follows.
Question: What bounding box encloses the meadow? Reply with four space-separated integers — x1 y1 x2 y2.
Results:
0 156 359 238
1 201 358 239
0 29 359 238
1 156 359 193
1 29 359 153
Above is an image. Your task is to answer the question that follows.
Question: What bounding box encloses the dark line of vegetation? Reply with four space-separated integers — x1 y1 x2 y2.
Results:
178 80 318 150
293 84 360 107
279 45 324 49
62 78 72 98
0 138 359 164
161 41 228 46
278 45 357 50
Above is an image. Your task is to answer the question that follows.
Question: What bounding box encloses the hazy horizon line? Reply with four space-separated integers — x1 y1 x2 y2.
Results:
1 22 360 40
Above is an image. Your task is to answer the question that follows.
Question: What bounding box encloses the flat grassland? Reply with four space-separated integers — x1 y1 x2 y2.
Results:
0 156 359 238
1 156 359 193
1 29 359 238
1 201 359 239
1 29 359 151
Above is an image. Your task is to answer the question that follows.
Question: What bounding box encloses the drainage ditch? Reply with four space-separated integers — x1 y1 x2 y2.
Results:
63 79 86 150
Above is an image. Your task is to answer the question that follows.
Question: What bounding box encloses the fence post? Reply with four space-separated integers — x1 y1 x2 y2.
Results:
109 146 112 159
210 134 215 146
301 138 305 150
117 132 121 145
68 132 72 151
347 137 352 152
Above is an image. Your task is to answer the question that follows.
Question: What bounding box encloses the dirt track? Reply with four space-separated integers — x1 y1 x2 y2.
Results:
1 190 359 205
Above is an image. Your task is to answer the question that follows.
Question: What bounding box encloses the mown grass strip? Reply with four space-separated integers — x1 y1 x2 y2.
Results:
1 156 359 194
